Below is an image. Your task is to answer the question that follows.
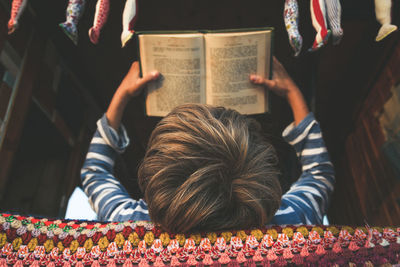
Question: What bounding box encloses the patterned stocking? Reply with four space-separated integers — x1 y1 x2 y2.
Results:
325 0 343 45
375 0 397 41
121 0 138 47
59 0 86 45
310 0 330 51
89 0 110 44
284 0 303 57
8 0 28 34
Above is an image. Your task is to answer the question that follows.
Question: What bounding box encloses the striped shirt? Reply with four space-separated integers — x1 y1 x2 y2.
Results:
81 112 334 224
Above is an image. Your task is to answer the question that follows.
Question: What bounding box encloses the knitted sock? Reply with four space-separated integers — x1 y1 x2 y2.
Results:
284 0 303 57
325 0 343 45
121 0 138 47
89 0 110 44
8 0 28 34
310 0 330 51
59 0 86 45
375 0 398 41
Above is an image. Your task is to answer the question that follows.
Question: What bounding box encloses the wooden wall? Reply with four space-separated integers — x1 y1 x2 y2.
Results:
328 40 400 226
0 3 102 218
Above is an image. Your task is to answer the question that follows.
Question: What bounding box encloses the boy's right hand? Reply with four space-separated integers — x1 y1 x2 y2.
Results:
250 57 299 98
250 56 309 126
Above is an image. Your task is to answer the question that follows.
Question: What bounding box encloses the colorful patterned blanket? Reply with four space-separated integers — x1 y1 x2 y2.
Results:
0 213 399 266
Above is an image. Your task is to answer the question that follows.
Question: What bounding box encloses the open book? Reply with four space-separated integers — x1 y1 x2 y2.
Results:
138 28 273 116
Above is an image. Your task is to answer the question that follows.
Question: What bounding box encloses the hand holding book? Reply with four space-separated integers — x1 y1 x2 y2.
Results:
117 62 160 98
106 61 159 130
250 57 309 126
250 57 297 97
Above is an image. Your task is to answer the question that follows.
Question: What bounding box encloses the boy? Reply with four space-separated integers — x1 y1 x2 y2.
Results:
81 57 334 233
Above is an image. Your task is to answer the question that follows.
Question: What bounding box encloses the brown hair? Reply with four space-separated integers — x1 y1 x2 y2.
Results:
138 104 281 233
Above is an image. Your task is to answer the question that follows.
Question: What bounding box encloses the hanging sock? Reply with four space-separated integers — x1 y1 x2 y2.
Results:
325 0 343 45
8 0 28 34
89 0 110 44
375 0 397 41
284 0 303 57
121 0 138 47
59 0 86 45
309 0 331 51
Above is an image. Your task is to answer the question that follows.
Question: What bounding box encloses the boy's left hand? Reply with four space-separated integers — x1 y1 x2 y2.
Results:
117 61 160 98
106 61 159 131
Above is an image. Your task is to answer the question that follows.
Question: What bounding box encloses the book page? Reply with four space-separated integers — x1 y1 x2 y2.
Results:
204 30 271 114
139 34 205 117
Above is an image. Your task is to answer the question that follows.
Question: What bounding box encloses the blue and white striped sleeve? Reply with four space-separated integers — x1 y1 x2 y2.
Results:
270 112 335 225
80 114 150 222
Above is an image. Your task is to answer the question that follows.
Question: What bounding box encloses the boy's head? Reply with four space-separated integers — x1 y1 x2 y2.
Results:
138 104 281 233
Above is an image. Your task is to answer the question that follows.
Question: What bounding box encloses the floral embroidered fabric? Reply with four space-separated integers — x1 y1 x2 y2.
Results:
0 213 399 266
